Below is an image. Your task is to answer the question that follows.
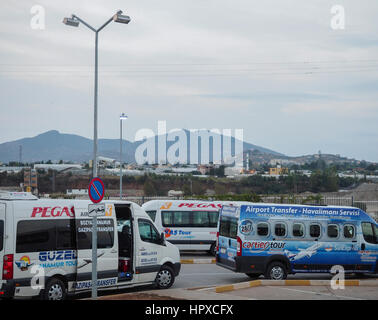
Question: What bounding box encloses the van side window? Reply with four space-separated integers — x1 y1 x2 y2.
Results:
138 219 161 245
274 223 286 237
361 222 377 244
257 222 269 236
76 218 114 250
192 211 210 227
292 223 305 237
145 210 156 222
162 211 191 227
208 211 219 228
0 220 4 251
343 225 355 239
310 224 321 238
17 220 57 253
327 225 339 238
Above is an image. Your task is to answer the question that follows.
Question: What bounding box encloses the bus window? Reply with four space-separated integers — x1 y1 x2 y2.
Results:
274 223 286 237
310 224 321 238
257 222 269 237
145 210 156 222
327 225 339 238
362 222 377 244
292 223 305 237
343 225 355 239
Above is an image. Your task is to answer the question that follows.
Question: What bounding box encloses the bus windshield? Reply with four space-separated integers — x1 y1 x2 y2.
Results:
219 215 238 239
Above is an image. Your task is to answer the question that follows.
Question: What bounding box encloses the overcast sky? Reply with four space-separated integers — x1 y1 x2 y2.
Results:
1 0 378 161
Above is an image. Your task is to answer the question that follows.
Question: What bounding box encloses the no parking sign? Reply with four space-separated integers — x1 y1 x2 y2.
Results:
88 177 105 203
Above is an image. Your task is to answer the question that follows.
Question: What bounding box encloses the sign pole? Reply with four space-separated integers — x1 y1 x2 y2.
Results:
92 215 97 299
88 178 105 300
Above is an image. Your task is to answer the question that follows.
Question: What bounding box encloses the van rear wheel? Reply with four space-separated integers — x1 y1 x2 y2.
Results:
265 262 287 280
155 265 175 289
208 243 217 256
41 278 67 301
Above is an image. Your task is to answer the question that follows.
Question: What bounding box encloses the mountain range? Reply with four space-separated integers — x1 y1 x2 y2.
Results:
0 130 283 164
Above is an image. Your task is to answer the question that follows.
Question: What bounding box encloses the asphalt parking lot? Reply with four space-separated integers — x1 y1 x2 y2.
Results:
94 251 378 300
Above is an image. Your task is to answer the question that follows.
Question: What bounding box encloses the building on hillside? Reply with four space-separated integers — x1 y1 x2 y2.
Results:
269 165 288 175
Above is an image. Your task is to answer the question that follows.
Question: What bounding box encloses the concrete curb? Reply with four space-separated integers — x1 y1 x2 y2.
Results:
180 258 216 264
215 279 378 293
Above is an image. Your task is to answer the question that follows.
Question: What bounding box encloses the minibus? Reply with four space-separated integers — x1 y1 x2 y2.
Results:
0 192 181 300
142 200 250 255
216 203 378 280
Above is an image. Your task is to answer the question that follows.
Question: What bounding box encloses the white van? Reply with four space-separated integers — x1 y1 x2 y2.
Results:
0 192 181 300
142 200 250 255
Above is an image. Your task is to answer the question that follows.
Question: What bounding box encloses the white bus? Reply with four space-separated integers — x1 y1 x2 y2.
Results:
0 192 181 300
142 200 250 255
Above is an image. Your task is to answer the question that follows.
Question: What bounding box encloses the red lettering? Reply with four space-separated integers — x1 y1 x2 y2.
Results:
51 207 60 217
61 207 70 217
31 207 42 217
41 207 50 217
178 203 190 208
31 206 75 218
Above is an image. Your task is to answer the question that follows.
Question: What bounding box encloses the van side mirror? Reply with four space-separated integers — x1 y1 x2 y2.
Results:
160 232 166 246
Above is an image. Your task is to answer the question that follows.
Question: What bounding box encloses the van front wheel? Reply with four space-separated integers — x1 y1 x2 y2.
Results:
265 262 287 280
155 265 175 289
41 278 67 300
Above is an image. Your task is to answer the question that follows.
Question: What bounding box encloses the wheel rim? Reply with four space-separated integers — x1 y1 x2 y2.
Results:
47 283 63 300
270 266 284 280
157 270 172 287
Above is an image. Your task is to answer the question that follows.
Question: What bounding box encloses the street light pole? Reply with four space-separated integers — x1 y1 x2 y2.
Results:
63 10 131 300
120 114 128 199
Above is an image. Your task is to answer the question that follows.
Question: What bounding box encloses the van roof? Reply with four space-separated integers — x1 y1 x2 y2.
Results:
222 203 375 223
0 192 38 201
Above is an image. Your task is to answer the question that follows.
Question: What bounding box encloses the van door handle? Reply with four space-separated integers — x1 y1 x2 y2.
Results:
361 243 366 250
139 247 146 251
111 249 117 254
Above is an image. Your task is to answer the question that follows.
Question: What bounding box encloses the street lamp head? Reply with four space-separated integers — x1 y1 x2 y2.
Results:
120 113 128 120
113 12 131 24
63 17 79 27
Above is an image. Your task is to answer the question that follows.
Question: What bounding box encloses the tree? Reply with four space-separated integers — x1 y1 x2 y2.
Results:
143 180 156 196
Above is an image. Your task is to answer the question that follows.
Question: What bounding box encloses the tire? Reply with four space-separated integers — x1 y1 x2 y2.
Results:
41 278 67 301
155 265 175 289
265 262 287 280
208 243 217 256
245 273 261 280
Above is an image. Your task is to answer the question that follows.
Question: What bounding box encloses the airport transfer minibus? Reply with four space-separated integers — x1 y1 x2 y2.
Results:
216 203 378 279
0 192 181 300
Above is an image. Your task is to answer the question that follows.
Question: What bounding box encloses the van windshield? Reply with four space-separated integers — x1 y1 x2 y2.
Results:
219 216 238 239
